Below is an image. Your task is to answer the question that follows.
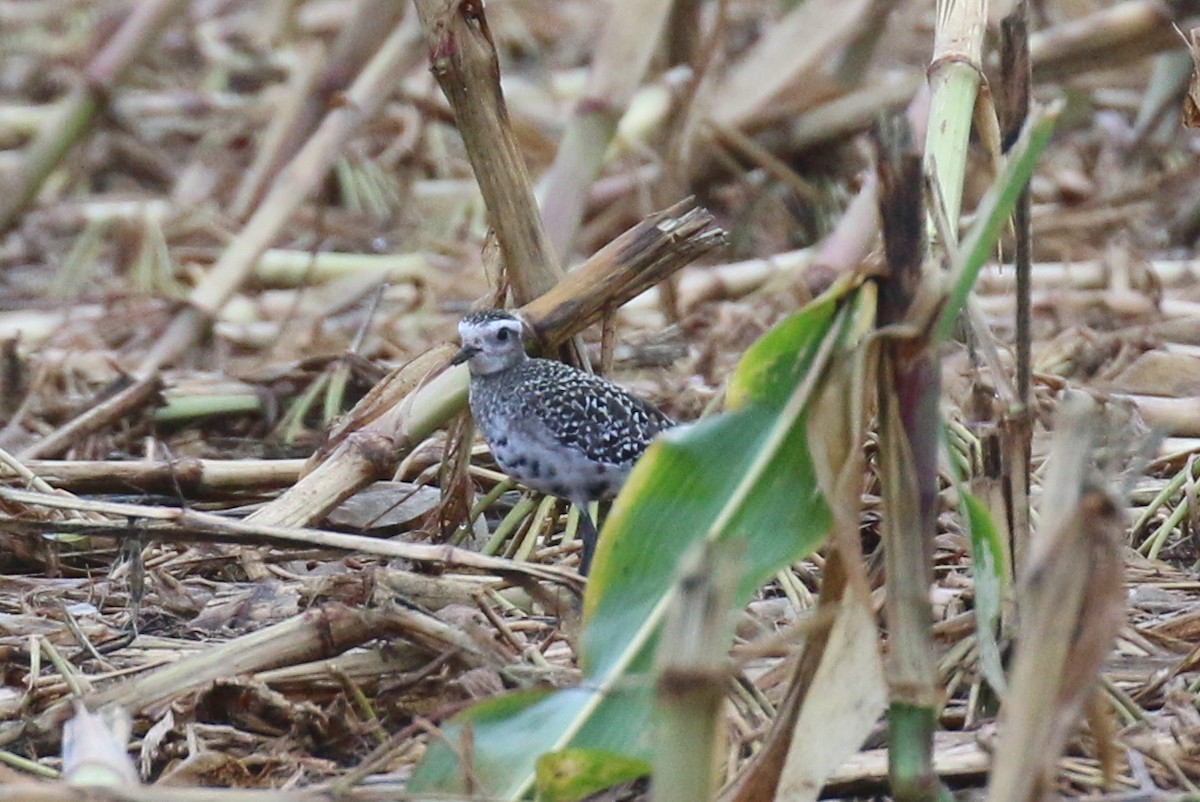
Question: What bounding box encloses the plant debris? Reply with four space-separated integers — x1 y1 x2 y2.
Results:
1 0 1199 799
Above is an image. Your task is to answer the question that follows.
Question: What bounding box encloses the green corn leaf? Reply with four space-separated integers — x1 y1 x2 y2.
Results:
961 489 1008 695
535 748 651 802
410 281 867 799
933 101 1061 344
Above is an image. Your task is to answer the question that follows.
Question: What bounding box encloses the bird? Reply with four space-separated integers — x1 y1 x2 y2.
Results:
451 309 673 575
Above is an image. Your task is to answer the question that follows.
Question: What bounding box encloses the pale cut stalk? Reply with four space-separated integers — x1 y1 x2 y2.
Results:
757 0 1195 178
234 1 411 217
782 72 925 154
137 16 411 378
983 394 1125 802
975 258 1200 293
540 0 676 257
654 543 735 802
0 0 187 232
924 0 988 241
412 0 601 372
1031 0 1194 82
708 0 886 132
252 249 432 286
13 458 305 491
1117 394 1200 438
229 42 325 220
153 393 263 423
0 485 579 590
0 104 53 138
412 0 562 302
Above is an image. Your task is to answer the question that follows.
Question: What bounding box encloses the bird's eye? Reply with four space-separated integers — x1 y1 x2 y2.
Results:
496 328 511 342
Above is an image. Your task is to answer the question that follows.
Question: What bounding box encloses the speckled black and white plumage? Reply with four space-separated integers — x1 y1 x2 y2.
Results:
452 309 673 573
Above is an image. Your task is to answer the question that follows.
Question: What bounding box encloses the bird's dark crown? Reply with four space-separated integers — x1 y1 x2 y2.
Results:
461 308 521 326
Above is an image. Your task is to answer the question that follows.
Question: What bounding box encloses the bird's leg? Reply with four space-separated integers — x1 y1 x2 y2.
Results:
575 502 601 576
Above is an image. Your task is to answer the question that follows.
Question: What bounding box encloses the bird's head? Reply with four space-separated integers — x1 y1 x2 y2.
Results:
452 309 529 375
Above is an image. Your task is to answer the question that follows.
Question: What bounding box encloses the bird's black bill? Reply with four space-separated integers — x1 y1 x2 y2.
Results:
451 345 480 365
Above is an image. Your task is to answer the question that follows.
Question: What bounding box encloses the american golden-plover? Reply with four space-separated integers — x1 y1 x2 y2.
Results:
452 309 673 574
